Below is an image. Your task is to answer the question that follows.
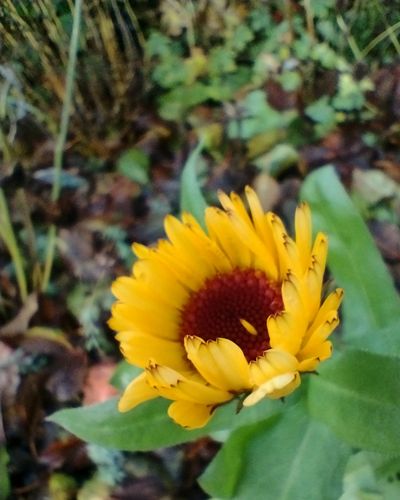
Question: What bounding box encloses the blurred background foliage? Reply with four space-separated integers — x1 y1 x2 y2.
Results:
1 0 400 498
1 0 400 161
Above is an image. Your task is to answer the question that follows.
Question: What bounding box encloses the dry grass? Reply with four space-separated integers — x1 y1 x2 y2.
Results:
0 0 144 157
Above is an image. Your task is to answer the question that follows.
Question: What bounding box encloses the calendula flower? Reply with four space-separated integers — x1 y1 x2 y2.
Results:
109 187 343 429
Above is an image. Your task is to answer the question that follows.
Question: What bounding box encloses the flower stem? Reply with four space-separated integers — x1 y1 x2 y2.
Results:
41 0 82 292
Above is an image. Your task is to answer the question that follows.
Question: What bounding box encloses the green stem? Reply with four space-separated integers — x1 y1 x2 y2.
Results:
52 0 82 202
0 189 28 302
41 0 82 292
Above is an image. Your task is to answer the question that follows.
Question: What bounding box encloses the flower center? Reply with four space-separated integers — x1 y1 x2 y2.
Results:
179 269 283 362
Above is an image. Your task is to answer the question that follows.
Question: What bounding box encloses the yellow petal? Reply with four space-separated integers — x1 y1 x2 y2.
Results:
245 186 279 262
299 313 339 360
243 372 300 406
181 212 233 272
132 260 190 306
117 332 188 370
225 210 279 280
168 400 215 429
184 336 251 392
164 215 217 280
304 260 324 320
249 348 299 385
118 372 158 412
205 207 253 268
112 274 187 312
295 202 312 271
109 302 179 340
310 232 328 273
218 190 253 227
267 213 293 278
267 311 303 354
146 364 232 405
149 240 206 291
298 341 333 372
281 273 308 332
308 288 344 335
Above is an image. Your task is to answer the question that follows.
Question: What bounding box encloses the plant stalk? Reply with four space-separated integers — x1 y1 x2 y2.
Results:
41 0 82 292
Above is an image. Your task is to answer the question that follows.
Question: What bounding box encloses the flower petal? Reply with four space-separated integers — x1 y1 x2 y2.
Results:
308 288 344 335
184 336 251 392
267 311 303 354
243 372 300 406
145 364 232 405
117 332 189 370
109 302 179 340
281 273 308 332
245 186 279 264
298 312 339 360
249 348 299 385
118 372 158 412
295 202 312 270
205 207 253 268
168 400 215 429
298 341 333 372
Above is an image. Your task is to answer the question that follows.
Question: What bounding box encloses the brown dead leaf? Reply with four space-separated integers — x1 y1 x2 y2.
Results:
40 436 89 471
375 157 400 183
253 173 281 211
83 361 118 406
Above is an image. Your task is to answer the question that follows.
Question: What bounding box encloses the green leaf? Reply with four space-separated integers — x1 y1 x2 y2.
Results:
116 148 150 185
200 403 350 499
308 350 400 454
180 141 208 228
305 96 336 125
301 165 400 353
0 447 10 499
228 90 297 140
341 451 400 500
199 415 280 498
49 396 283 452
253 143 299 176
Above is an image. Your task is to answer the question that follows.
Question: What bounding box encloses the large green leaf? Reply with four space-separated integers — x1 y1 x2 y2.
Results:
308 349 400 454
49 396 283 452
301 165 400 354
179 141 208 228
200 403 350 499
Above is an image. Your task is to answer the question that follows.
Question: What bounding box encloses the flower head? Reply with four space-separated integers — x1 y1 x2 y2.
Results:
109 187 343 428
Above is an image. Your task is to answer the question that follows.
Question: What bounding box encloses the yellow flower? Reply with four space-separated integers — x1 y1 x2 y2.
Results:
109 187 343 429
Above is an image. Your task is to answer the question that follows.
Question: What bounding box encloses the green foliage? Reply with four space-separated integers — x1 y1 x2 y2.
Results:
308 350 400 454
179 141 208 228
49 396 283 452
68 283 114 353
341 451 400 499
117 148 150 185
301 166 400 353
228 90 297 141
145 1 375 132
200 403 350 500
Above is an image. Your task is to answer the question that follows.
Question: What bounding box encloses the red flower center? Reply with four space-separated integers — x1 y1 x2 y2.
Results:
179 269 283 362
